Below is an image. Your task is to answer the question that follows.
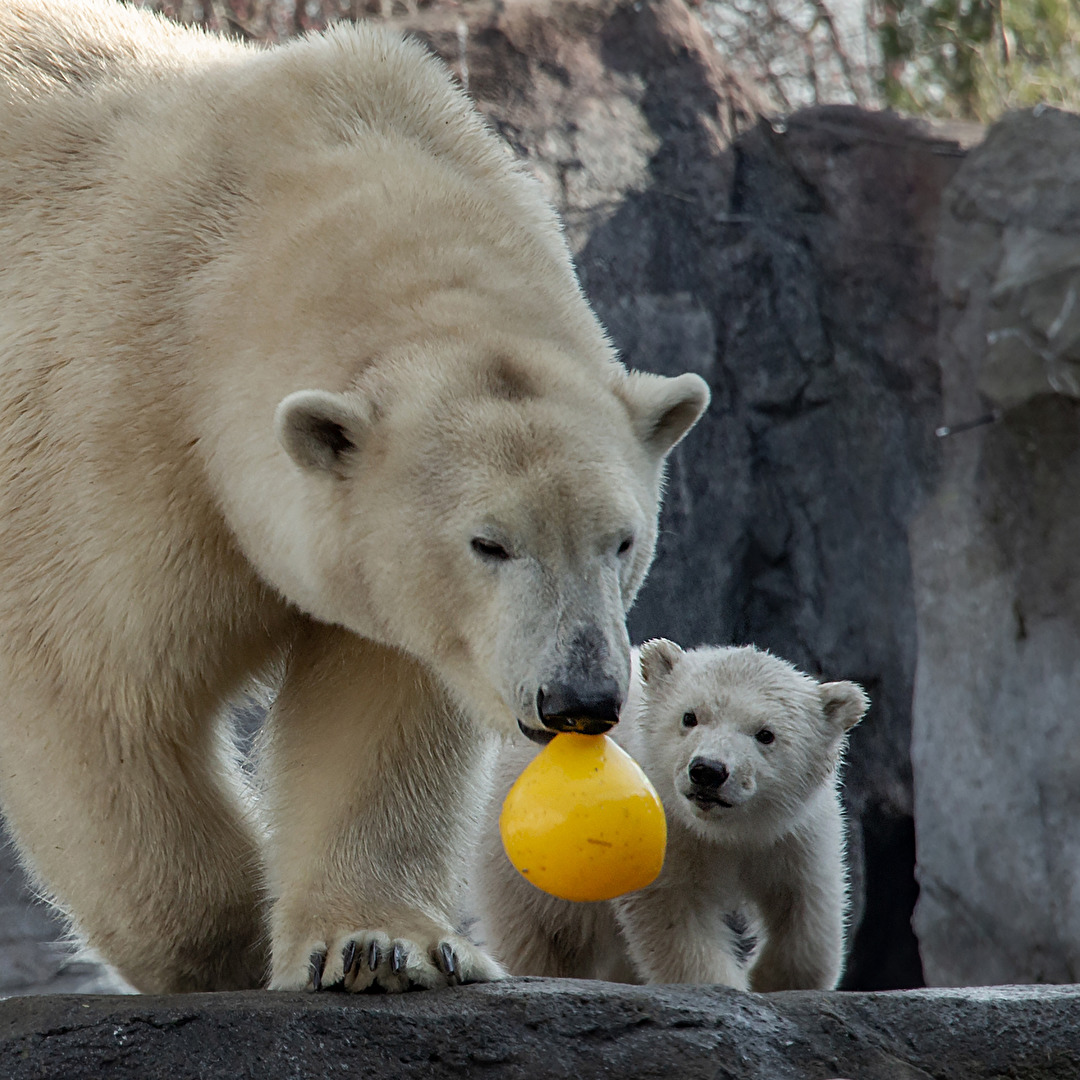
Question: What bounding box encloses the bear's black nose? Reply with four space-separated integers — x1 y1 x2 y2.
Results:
688 758 730 791
536 680 622 735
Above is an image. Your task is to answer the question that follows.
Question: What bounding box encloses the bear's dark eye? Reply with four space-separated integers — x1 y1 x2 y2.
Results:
682 711 698 729
471 537 511 561
617 536 634 556
755 728 775 745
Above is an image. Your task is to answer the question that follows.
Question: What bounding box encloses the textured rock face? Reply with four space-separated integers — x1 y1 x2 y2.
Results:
911 108 1080 987
950 109 1080 408
602 105 951 991
4 981 1080 1079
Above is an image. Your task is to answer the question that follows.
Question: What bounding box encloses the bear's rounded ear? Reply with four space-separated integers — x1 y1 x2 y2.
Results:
275 390 371 479
820 681 869 733
639 638 684 685
618 371 711 458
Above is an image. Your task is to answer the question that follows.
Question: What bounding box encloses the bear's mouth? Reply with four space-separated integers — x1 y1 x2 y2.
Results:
517 719 556 746
687 791 734 811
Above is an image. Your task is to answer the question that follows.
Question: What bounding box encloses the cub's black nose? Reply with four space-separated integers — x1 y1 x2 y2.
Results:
688 758 730 791
537 680 622 735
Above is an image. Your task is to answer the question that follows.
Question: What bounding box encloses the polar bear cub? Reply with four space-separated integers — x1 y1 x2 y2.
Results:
472 639 868 989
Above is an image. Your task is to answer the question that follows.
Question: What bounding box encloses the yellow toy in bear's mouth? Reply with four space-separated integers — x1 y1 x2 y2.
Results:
499 732 667 902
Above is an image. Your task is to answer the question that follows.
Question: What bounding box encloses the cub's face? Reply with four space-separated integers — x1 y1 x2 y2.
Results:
635 641 868 843
274 344 709 737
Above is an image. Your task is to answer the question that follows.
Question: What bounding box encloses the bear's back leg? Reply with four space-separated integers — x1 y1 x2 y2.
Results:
0 660 272 992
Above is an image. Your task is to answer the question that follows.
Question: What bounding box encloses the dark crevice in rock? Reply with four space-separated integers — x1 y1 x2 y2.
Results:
840 806 924 991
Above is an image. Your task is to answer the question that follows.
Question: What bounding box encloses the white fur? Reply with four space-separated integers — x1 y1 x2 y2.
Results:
0 1 709 992
473 642 868 990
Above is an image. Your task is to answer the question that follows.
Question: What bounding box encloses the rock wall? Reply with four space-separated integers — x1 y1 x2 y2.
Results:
911 108 1080 986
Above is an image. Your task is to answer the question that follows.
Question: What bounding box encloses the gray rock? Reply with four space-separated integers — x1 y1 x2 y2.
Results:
945 109 1080 408
912 108 1080 986
4 981 1080 1079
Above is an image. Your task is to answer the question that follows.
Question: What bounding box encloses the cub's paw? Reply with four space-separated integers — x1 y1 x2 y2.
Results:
274 929 505 994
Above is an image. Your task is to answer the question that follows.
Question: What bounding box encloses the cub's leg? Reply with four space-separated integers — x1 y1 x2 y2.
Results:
472 750 635 980
0 663 267 993
611 868 757 988
473 846 632 979
264 623 504 992
749 824 847 991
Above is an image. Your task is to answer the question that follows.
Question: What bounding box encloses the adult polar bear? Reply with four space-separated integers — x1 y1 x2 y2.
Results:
0 1 708 993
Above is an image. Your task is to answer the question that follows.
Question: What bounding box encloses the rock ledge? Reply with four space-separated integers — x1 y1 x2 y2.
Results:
3 980 1078 1078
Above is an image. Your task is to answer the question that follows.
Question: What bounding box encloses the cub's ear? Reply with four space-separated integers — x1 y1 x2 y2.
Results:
639 638 685 685
275 389 372 479
820 681 869 733
620 371 711 457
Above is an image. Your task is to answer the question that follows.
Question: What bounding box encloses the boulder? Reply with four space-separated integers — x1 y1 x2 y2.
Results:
911 108 1080 986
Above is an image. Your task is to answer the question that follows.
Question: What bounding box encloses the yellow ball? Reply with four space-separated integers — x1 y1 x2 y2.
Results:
499 732 667 902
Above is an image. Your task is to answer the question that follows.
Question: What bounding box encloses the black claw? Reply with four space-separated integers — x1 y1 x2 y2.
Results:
433 943 448 976
438 942 457 980
309 948 326 992
391 942 405 975
342 940 357 976
368 940 381 972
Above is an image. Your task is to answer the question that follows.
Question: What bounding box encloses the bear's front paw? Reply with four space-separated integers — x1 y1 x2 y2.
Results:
272 928 505 994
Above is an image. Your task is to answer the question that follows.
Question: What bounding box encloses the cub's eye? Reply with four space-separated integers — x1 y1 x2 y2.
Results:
682 711 698 729
617 536 634 556
471 537 511 561
755 728 775 745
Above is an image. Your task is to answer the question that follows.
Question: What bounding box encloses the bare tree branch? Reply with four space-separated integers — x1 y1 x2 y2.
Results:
807 0 863 103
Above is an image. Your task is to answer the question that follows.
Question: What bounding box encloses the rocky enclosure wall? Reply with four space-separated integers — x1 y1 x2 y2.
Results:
911 108 1080 986
2 0 1078 1001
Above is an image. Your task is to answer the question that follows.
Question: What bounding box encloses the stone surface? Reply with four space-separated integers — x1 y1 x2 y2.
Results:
911 108 1080 986
4 981 1080 1079
946 109 1080 408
